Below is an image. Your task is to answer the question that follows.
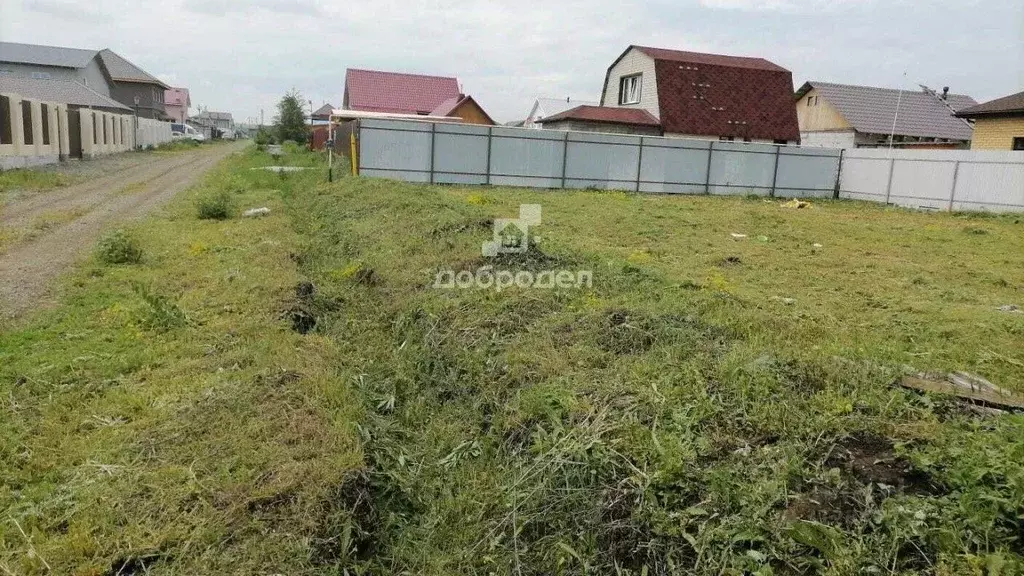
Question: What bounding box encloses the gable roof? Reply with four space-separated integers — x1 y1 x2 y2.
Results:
312 103 335 119
0 41 97 68
97 49 168 88
605 45 799 140
797 81 976 140
537 105 660 127
955 89 1024 118
344 68 460 115
0 76 131 111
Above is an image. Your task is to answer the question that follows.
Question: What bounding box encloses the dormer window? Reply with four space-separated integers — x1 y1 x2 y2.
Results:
618 74 642 105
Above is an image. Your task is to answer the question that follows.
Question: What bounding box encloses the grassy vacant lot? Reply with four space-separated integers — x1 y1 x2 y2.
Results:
2 146 1023 575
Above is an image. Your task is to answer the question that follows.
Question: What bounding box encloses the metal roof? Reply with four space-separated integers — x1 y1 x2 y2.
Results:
344 68 460 115
798 81 976 140
0 76 131 111
956 89 1024 117
98 49 168 87
0 41 97 68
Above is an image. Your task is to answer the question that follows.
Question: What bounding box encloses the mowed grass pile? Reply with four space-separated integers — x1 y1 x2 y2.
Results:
2 145 1024 575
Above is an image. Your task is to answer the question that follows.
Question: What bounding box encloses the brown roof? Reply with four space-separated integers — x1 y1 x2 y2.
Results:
537 105 661 126
635 46 787 72
601 45 800 141
955 89 1024 118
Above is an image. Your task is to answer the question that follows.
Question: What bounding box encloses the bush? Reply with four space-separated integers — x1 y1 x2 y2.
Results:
196 189 232 220
96 229 143 264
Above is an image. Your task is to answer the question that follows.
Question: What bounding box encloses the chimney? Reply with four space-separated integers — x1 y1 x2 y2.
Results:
942 86 949 100
566 96 570 103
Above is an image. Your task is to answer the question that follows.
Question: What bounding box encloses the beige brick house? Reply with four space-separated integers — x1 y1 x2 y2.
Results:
955 90 1024 150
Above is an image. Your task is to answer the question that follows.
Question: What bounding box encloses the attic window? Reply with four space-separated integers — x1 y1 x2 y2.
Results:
618 74 641 105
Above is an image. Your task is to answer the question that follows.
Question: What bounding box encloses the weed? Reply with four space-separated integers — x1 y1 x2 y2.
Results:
130 281 186 329
96 228 143 264
196 188 233 220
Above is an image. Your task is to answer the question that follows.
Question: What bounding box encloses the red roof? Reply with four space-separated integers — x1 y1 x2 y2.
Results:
537 105 660 126
344 68 460 115
602 46 800 141
635 46 787 72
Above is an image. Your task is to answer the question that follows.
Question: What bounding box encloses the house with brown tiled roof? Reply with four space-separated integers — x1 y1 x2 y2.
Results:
551 45 800 143
343 68 460 115
955 89 1024 151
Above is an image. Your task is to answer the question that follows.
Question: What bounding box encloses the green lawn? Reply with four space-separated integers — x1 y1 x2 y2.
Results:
2 146 1023 575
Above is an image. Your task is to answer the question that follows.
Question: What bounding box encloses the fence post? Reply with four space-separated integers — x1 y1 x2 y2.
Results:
560 131 569 189
485 126 492 185
704 142 714 194
428 122 436 184
635 137 644 193
948 160 961 212
883 157 896 205
833 148 844 199
769 145 781 198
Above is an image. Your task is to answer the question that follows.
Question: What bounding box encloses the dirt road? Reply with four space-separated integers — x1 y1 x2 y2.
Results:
0 142 246 319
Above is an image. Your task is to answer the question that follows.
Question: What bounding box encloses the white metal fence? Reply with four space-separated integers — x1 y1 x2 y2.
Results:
357 119 842 198
136 117 173 149
839 149 1024 212
355 118 1024 212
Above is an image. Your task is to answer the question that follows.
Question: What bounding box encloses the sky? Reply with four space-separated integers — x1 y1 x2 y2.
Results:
2 0 1021 124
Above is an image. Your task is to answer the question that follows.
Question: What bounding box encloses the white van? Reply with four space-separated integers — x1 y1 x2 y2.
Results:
171 123 206 142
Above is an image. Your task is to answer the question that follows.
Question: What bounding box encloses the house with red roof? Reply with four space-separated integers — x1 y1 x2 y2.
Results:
539 45 800 143
342 68 495 125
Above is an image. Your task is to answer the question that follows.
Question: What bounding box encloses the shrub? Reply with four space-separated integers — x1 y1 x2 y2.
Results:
96 229 143 264
196 189 232 220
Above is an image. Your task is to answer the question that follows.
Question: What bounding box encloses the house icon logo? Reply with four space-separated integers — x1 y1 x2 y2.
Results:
483 204 542 257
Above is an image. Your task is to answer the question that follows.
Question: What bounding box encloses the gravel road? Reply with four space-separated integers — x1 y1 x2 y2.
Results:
0 142 246 319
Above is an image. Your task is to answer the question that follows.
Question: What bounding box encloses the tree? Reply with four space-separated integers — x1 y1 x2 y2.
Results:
274 90 309 144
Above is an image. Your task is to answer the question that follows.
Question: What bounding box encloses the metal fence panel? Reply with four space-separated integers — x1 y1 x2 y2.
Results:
952 161 1024 211
489 131 564 188
359 121 432 181
564 132 639 190
638 137 710 194
889 159 957 210
433 131 488 185
775 148 841 198
708 142 776 196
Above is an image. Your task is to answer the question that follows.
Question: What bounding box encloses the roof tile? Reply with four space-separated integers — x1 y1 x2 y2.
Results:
801 81 976 140
956 90 1024 117
537 105 660 126
345 69 459 115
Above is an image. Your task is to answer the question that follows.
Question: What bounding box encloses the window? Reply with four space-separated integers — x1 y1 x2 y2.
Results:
1013 137 1024 151
807 96 813 106
31 71 51 80
719 136 734 142
0 69 12 77
618 74 642 105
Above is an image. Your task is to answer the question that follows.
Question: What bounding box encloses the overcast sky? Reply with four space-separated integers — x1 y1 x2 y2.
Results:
2 0 1021 123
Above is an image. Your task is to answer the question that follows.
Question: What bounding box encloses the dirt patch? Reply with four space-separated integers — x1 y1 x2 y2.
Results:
287 281 319 334
310 471 380 568
826 433 939 494
783 485 863 528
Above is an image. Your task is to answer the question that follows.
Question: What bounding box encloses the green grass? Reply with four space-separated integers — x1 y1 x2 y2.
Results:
2 146 1024 575
0 168 73 197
